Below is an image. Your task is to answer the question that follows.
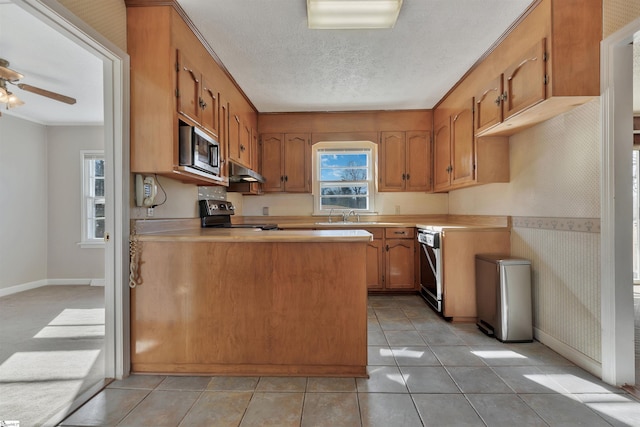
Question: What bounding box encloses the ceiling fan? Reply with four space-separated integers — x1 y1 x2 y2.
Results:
0 57 76 110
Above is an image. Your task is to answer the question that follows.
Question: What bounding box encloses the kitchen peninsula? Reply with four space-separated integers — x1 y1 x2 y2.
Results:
130 226 371 377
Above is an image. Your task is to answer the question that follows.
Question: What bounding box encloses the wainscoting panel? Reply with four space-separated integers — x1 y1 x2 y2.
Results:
512 227 601 364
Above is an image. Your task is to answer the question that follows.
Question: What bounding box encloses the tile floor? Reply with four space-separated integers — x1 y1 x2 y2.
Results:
60 295 640 426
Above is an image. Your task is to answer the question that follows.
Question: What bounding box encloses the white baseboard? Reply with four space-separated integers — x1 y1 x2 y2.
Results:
0 278 105 297
0 279 48 298
534 327 602 379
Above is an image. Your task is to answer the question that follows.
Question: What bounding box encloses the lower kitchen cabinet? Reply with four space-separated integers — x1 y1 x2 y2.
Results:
367 227 417 292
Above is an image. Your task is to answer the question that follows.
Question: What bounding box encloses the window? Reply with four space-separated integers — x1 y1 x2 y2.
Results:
313 141 377 214
81 151 105 247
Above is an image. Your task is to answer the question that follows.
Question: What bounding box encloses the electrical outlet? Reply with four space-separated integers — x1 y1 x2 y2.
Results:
262 206 269 216
147 207 154 217
395 205 401 215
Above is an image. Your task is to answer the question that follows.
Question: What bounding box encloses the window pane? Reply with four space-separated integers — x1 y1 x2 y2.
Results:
94 178 104 197
94 219 105 239
321 185 368 196
320 153 367 167
94 159 104 177
320 196 368 210
94 202 105 218
320 167 367 182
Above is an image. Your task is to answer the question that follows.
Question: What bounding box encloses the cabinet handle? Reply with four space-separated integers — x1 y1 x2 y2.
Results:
284 175 288 182
507 56 538 81
402 173 406 180
184 67 199 83
280 176 284 182
199 97 207 109
385 245 389 251
494 96 502 106
240 144 246 152
406 173 410 180
394 231 406 235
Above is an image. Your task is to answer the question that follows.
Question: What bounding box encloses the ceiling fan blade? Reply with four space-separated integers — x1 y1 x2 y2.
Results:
0 60 24 82
17 83 76 105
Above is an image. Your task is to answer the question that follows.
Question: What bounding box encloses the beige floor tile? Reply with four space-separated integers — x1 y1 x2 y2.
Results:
400 366 460 394
178 391 252 427
158 375 212 391
367 346 396 366
356 366 408 393
117 389 201 427
359 393 422 427
412 393 485 426
107 374 165 390
466 394 547 426
520 393 612 426
240 392 304 427
306 377 357 392
384 330 426 346
207 376 259 391
256 376 307 392
367 330 388 346
378 318 416 331
59 388 150 426
301 392 360 427
447 366 513 393
391 346 440 366
430 345 488 366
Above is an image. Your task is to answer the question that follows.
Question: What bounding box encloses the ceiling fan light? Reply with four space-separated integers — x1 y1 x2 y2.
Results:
307 0 403 29
0 87 24 108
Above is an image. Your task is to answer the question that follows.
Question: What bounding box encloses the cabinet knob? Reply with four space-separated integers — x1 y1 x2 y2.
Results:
280 176 284 182
385 245 389 251
284 175 288 182
406 173 410 180
494 96 502 106
240 144 246 152
402 173 406 180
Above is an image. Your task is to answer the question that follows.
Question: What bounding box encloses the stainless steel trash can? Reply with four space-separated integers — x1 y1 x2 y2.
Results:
475 254 532 343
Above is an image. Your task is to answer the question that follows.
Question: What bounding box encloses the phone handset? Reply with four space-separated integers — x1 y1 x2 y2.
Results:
135 174 158 207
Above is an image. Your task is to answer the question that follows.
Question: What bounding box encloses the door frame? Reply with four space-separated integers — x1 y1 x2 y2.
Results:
601 17 637 386
17 0 130 379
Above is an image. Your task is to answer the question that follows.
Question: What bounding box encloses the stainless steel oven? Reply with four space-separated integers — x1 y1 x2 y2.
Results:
417 228 443 313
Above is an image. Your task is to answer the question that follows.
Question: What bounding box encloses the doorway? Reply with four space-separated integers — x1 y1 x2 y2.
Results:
0 0 129 424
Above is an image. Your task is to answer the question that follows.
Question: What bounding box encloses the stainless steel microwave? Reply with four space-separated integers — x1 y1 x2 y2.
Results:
179 125 220 176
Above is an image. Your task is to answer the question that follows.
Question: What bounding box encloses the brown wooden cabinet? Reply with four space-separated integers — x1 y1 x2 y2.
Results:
384 227 415 290
366 227 417 292
433 100 475 191
176 49 219 138
379 131 431 192
440 229 510 321
228 109 252 168
260 133 311 193
127 4 258 187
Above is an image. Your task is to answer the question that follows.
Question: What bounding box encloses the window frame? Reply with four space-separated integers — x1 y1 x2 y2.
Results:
312 141 377 216
80 150 106 248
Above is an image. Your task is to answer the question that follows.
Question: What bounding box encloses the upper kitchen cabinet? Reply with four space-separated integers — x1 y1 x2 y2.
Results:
466 0 601 137
379 131 431 192
228 108 252 168
260 133 311 193
176 50 219 138
434 100 509 193
127 4 258 186
433 100 476 192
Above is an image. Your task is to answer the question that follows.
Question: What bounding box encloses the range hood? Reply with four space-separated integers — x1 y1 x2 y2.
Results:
228 161 266 183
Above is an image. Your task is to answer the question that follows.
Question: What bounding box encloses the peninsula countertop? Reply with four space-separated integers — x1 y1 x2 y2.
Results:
135 227 373 243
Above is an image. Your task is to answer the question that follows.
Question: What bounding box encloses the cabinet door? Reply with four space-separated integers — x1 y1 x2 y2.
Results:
261 133 284 192
385 239 415 290
229 112 241 164
475 76 503 134
366 238 384 290
433 120 451 192
176 50 201 124
239 121 252 167
200 77 218 138
451 102 475 186
405 131 430 192
218 96 229 178
379 131 406 191
503 39 546 121
283 133 310 192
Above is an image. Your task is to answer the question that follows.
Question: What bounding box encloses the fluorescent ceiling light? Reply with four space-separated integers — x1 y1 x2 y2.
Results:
307 0 403 29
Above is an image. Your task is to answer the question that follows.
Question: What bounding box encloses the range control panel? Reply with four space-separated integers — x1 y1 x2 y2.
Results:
199 199 235 217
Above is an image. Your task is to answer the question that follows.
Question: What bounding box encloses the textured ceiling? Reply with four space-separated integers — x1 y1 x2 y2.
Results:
177 0 533 112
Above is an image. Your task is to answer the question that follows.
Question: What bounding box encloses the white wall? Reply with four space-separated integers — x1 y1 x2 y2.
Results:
47 126 105 280
0 115 48 290
448 100 603 374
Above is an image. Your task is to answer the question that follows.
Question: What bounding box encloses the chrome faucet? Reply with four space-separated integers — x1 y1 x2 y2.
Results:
345 209 357 222
328 208 335 223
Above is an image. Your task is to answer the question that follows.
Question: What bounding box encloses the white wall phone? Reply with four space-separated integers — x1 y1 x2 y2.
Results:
135 174 157 207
